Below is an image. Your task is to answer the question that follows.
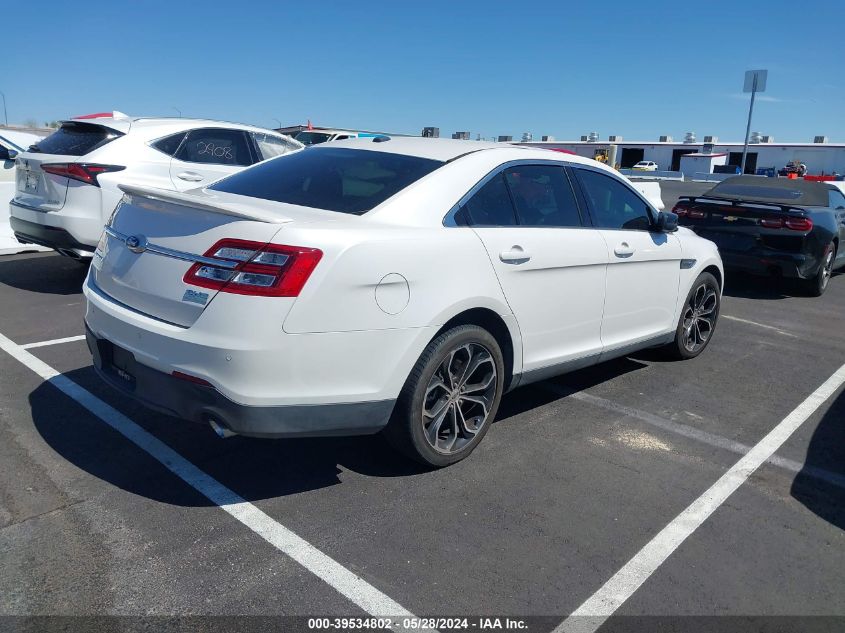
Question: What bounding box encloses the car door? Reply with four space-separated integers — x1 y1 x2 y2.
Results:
168 128 255 191
459 163 609 378
829 188 845 264
573 167 682 352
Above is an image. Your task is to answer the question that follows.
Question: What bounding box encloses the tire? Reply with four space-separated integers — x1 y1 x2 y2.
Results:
664 272 720 360
802 242 835 297
383 325 505 467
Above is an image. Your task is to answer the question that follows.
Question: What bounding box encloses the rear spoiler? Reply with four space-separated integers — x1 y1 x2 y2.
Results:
118 184 293 224
676 196 810 215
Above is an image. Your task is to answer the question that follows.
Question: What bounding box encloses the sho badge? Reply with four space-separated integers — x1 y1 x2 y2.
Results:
182 289 209 305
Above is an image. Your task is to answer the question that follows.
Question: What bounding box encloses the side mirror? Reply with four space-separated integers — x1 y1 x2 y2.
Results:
0 148 16 161
655 210 678 232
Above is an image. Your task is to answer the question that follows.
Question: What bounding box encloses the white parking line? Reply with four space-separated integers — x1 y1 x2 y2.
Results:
541 383 845 490
721 315 798 338
554 362 845 633
20 334 87 350
0 331 418 624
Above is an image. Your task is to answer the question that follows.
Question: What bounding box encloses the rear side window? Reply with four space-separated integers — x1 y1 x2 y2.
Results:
151 132 186 157
830 189 845 209
251 132 297 160
28 122 123 156
175 128 252 166
210 147 443 214
575 169 653 230
461 174 517 226
505 165 582 227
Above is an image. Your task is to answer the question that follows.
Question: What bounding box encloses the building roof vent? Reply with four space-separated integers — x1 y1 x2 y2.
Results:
542 135 555 142
760 135 774 143
814 135 828 144
659 135 672 142
750 131 762 144
608 135 622 142
683 132 696 143
580 135 589 142
587 132 599 142
703 135 717 143
521 132 533 142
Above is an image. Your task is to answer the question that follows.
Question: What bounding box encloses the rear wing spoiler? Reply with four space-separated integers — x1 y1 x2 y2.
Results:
676 196 810 215
118 184 293 224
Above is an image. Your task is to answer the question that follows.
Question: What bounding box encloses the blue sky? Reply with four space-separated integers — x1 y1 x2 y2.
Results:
4 1 843 141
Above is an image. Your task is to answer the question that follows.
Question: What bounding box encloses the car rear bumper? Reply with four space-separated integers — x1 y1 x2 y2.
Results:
9 215 95 255
85 324 395 438
717 248 818 279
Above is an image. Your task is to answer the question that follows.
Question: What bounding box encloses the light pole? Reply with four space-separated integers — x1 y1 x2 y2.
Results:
0 91 7 126
740 70 767 174
272 117 282 129
172 106 182 118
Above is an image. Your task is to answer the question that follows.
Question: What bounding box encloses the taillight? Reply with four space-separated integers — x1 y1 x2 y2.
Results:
41 163 124 187
760 217 784 229
784 217 813 231
671 203 688 217
183 239 322 297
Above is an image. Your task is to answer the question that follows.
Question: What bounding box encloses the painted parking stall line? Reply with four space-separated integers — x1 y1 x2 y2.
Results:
20 334 87 350
0 331 421 626
554 362 845 633
721 314 798 338
541 383 845 490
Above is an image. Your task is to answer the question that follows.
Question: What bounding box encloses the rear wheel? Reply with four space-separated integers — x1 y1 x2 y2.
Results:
664 272 720 360
803 242 835 297
384 325 504 467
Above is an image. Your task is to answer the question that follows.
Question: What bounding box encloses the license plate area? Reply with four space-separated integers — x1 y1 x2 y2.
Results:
98 339 137 389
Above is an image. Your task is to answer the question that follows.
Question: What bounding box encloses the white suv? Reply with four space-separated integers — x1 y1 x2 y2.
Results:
9 114 302 260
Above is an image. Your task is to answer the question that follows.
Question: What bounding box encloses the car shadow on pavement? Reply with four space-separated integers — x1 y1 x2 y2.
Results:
721 271 805 300
790 388 845 530
28 357 650 508
0 253 88 295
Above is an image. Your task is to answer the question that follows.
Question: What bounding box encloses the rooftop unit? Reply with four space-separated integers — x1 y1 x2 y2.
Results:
452 131 470 140
703 135 717 143
608 135 622 142
498 135 513 142
814 136 828 144
421 127 439 138
542 135 555 142
587 132 599 142
684 132 696 143
760 135 774 143
659 135 673 142
521 132 533 142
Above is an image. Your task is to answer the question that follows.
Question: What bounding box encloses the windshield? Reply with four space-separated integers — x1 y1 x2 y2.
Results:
210 147 443 214
294 131 333 145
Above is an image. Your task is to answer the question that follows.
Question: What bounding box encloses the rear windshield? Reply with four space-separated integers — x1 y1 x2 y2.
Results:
210 147 443 214
712 184 805 200
707 176 829 206
28 122 123 156
294 131 332 145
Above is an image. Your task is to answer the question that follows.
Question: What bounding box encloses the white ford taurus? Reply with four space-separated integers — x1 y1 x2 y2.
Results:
84 137 723 466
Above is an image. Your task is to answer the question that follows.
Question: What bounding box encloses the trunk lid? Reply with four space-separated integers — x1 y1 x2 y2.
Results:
91 186 291 327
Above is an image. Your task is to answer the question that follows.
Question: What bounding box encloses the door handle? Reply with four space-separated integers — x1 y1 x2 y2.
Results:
177 171 204 182
499 246 530 263
614 242 635 258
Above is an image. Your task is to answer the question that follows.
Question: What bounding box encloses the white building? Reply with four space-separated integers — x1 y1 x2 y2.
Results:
516 137 845 176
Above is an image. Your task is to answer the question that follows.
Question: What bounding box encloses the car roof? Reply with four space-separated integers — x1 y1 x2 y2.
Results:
312 135 600 164
60 116 287 137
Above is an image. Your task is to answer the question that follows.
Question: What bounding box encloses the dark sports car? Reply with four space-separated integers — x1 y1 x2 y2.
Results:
673 176 845 296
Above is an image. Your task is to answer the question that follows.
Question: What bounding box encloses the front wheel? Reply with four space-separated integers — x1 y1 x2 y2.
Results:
664 272 720 360
383 325 505 467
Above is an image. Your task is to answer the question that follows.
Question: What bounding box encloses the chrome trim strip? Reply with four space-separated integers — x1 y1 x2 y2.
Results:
104 226 239 269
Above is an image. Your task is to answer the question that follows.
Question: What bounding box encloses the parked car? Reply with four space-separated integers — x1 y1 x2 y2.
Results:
632 161 658 171
778 160 807 177
294 128 363 145
673 175 845 296
83 137 723 467
9 114 303 261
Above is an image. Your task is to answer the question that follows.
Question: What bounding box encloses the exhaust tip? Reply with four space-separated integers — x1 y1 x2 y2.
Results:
209 419 237 439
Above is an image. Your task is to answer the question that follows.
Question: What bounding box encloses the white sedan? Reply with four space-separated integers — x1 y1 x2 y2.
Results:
632 160 659 171
84 137 723 467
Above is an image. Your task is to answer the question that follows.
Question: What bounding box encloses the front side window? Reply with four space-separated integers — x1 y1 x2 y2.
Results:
252 132 297 160
575 169 653 230
175 128 252 166
504 165 582 227
211 147 443 215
